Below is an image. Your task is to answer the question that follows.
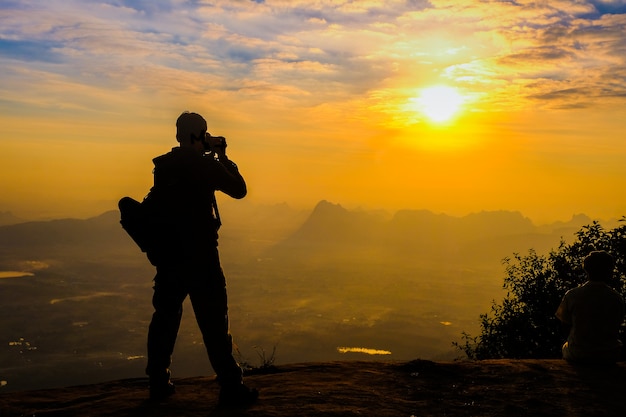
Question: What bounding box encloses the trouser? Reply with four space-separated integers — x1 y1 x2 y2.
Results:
145 248 243 387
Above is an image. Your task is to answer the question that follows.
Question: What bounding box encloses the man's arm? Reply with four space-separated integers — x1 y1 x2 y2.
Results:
207 150 247 199
555 296 571 338
218 157 247 199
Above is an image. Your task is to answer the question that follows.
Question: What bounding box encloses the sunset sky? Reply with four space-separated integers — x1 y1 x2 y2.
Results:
1 0 625 223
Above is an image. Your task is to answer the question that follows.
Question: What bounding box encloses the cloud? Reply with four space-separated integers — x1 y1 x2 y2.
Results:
419 1 626 110
2 1 626 222
1 0 625 125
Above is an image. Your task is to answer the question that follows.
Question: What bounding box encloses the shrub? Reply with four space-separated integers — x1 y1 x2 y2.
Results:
455 220 626 359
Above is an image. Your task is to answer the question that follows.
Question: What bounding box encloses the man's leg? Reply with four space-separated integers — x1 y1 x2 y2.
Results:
146 268 187 399
188 252 257 405
189 279 243 386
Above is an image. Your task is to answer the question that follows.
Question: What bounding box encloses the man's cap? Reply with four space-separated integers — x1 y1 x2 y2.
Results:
176 111 207 142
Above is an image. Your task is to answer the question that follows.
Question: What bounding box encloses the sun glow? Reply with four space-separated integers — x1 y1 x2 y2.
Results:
412 85 465 123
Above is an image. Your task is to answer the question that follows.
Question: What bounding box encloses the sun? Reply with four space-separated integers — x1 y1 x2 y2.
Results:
412 85 465 123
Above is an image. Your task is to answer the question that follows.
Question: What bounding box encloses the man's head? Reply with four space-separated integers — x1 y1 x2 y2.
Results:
176 111 207 144
583 250 615 282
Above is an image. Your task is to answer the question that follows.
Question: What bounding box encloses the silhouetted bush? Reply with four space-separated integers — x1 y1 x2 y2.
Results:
456 220 626 359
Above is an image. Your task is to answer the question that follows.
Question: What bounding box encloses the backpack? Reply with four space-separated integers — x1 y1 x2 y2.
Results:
118 194 165 265
118 196 151 252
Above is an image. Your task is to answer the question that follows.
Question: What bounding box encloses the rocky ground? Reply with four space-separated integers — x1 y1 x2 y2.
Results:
2 359 625 417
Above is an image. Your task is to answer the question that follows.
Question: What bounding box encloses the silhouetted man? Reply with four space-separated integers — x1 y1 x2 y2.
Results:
555 250 625 364
145 111 257 405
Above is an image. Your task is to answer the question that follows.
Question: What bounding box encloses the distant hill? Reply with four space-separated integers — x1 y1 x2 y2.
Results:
283 200 387 245
264 200 610 267
0 211 132 261
0 200 614 268
0 211 27 227
0 202 307 264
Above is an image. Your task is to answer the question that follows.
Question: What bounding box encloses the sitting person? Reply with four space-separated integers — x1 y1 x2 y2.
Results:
555 250 625 364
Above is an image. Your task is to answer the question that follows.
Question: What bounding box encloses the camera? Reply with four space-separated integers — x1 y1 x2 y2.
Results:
203 133 227 153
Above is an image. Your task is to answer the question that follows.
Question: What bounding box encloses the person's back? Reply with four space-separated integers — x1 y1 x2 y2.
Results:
147 126 246 263
556 250 625 364
150 146 220 255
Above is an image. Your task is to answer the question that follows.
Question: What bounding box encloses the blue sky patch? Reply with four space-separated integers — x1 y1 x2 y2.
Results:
0 39 63 63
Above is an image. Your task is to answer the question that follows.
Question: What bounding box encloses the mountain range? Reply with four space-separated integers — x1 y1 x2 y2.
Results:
0 199 610 267
262 200 612 268
0 199 614 310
